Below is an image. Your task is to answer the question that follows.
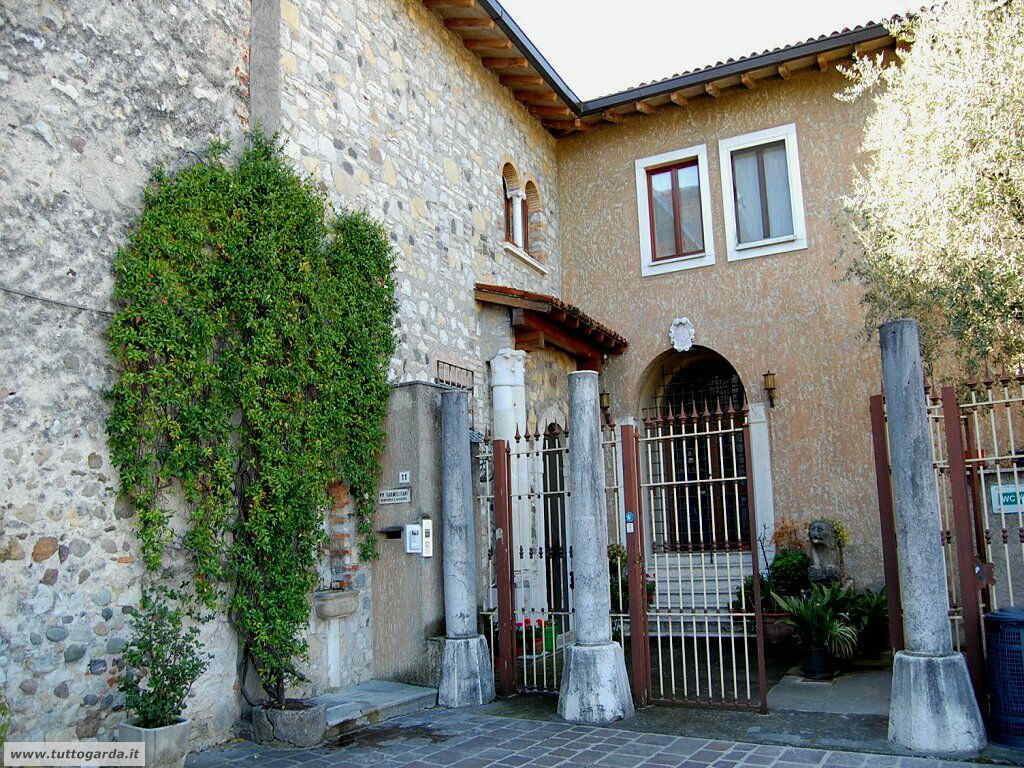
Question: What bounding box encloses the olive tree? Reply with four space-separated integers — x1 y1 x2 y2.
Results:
837 0 1024 370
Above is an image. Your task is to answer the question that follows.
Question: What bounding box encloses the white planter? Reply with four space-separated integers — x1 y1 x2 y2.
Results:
314 589 358 619
118 718 191 768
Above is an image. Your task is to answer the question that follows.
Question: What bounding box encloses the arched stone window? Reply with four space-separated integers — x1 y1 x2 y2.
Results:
523 179 544 263
501 162 522 246
500 163 548 272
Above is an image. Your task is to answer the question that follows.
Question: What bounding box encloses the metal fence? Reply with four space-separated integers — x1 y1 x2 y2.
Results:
872 372 1024 707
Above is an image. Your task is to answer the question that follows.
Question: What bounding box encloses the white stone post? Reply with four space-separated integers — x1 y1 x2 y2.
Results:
747 402 776 572
880 319 985 754
490 349 546 616
557 371 635 724
438 389 495 707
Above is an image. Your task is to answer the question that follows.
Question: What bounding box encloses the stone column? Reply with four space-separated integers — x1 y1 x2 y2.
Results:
557 371 635 724
438 389 495 708
490 349 545 615
880 319 985 754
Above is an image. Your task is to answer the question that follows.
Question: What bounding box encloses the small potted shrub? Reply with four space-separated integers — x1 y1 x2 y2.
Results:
773 584 857 679
118 586 210 768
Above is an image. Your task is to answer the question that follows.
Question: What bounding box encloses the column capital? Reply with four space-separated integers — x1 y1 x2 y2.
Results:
490 348 526 387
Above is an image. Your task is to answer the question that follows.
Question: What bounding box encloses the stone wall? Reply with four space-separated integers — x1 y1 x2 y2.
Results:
1 0 563 746
0 0 247 746
270 0 561 418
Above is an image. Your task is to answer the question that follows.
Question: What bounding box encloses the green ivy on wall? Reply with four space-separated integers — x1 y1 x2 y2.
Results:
106 131 396 704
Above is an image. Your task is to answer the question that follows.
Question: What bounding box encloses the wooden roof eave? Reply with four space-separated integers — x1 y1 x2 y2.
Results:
474 285 628 370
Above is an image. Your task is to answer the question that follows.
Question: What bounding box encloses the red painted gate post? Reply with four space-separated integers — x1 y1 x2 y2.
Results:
620 424 650 707
941 387 987 710
869 394 906 651
492 439 516 696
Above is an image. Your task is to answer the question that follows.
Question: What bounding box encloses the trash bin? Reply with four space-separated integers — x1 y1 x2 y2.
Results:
985 607 1024 747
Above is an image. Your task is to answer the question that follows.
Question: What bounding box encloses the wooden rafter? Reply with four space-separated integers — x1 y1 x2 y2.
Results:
601 110 623 123
482 57 527 70
635 101 654 114
463 37 512 50
500 74 544 88
740 72 759 89
444 17 494 30
528 104 573 118
669 90 688 107
704 82 720 98
515 90 557 103
778 63 792 79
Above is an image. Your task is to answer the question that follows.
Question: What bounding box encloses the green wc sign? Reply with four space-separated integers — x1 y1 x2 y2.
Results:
990 484 1024 515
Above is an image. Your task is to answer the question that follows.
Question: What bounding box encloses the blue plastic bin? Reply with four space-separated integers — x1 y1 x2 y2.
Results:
986 607 1024 747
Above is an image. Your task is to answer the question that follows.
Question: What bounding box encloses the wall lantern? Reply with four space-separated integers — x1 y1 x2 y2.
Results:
762 371 777 408
599 392 611 410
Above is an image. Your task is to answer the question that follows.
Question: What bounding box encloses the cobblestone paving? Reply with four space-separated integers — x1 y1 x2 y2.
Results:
187 710 977 768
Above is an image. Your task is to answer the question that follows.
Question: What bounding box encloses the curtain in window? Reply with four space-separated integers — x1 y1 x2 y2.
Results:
677 164 703 253
761 142 793 239
731 140 793 244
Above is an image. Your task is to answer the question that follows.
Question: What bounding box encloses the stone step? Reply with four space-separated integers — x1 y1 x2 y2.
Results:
314 680 437 736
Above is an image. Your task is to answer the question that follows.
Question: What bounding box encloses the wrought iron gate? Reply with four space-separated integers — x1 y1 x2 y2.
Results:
871 374 1024 710
633 404 767 710
479 410 766 710
479 424 641 696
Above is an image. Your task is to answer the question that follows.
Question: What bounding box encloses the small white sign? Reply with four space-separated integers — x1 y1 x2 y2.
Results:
421 518 433 558
405 523 422 554
378 488 411 505
990 484 1024 515
398 470 411 484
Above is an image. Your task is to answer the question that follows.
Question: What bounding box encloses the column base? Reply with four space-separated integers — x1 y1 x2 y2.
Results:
889 650 986 755
557 642 635 725
438 635 495 708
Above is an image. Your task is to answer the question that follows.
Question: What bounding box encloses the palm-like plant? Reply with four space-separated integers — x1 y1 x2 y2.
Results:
773 585 858 658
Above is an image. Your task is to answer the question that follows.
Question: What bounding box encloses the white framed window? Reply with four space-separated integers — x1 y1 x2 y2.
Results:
635 143 715 277
718 123 806 262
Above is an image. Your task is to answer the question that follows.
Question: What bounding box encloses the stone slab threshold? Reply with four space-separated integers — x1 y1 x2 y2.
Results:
316 679 437 737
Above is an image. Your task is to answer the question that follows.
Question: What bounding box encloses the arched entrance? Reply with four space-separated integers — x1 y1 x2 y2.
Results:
635 346 767 710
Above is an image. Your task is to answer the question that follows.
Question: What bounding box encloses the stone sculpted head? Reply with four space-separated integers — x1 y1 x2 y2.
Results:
808 519 835 548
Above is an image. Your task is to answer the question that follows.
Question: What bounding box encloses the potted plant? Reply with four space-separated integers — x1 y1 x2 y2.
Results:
773 584 857 679
847 586 890 659
118 586 210 768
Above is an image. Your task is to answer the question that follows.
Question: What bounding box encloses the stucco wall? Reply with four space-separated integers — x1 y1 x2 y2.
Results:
0 0 248 745
557 68 884 581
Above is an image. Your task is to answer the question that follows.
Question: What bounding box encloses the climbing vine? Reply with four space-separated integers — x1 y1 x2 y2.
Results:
106 131 396 703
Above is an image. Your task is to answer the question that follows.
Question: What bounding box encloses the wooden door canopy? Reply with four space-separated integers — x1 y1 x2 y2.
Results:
474 283 627 371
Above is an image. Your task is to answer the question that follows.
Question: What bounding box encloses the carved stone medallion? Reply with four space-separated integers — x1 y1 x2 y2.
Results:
669 317 695 352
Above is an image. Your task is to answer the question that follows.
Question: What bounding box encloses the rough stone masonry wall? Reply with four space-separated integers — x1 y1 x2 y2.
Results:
274 0 562 426
0 0 248 745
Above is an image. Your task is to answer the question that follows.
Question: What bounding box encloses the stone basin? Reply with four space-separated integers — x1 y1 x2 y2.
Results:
314 589 358 619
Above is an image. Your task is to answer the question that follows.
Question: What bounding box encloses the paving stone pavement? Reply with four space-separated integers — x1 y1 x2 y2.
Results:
186 709 979 768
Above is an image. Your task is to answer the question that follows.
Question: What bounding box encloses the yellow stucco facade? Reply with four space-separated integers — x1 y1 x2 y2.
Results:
556 67 884 579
